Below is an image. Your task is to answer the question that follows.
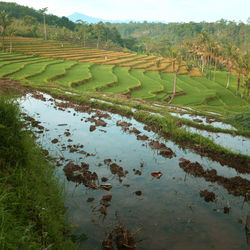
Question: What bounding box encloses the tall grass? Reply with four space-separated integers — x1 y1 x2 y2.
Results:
0 97 75 249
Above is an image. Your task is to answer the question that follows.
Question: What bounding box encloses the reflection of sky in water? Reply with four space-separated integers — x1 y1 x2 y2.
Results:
19 94 250 250
170 112 236 130
183 126 250 156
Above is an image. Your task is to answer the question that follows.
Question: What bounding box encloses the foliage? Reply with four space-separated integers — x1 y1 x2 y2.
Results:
0 97 75 249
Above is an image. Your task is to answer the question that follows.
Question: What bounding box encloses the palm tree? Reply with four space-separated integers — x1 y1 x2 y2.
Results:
224 44 234 88
0 11 12 51
7 26 15 53
76 20 89 47
168 47 182 104
240 52 250 98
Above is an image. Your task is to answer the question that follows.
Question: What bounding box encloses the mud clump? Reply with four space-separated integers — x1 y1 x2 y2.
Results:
224 206 231 214
95 119 107 127
143 125 152 132
149 140 176 159
101 177 108 182
87 197 95 202
51 138 59 144
179 158 250 200
137 134 149 141
90 125 96 132
133 169 142 175
104 159 112 164
102 223 136 250
63 162 100 189
116 120 132 132
135 190 142 196
110 163 128 182
200 190 216 202
179 158 204 177
64 131 71 136
129 127 141 135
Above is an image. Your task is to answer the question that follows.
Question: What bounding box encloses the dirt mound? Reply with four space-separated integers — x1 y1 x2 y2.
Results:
179 158 250 200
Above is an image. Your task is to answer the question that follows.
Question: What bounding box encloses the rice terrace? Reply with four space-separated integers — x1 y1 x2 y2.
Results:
0 1 249 250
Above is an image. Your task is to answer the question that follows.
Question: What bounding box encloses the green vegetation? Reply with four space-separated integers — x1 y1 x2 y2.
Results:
1 52 249 117
0 97 75 249
56 62 92 88
104 66 140 94
130 69 163 99
28 60 76 84
76 64 117 91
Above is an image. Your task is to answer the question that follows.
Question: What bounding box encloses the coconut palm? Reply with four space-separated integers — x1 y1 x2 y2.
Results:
7 26 15 53
168 47 182 104
0 11 12 51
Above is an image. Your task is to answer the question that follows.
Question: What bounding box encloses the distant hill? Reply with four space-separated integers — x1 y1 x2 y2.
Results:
68 12 130 24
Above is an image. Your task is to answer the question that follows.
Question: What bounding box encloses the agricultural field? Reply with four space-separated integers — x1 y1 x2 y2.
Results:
1 37 249 250
0 38 248 116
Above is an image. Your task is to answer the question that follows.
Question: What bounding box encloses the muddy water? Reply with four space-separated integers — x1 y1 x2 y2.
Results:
19 93 249 250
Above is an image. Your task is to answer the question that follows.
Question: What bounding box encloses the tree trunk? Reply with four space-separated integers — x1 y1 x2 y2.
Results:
226 70 231 88
9 35 12 53
2 33 5 51
83 32 86 47
213 61 216 81
236 73 240 96
168 71 177 104
43 15 47 40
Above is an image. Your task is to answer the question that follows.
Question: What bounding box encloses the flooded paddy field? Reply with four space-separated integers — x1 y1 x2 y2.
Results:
19 91 250 249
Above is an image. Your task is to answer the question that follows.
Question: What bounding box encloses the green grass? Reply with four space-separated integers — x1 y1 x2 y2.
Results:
0 97 75 249
0 52 249 116
56 62 92 88
145 71 169 101
8 58 57 80
130 69 163 99
214 71 244 96
103 66 140 94
0 58 46 78
28 60 76 84
75 64 117 91
194 76 248 106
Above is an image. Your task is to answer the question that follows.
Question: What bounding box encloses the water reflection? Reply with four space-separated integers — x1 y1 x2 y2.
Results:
19 93 249 249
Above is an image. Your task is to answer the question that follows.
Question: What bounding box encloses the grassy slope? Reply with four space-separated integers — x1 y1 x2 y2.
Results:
28 60 75 84
145 71 169 101
0 52 249 115
0 97 75 249
130 69 163 99
75 64 116 91
0 58 47 78
8 59 57 80
103 66 140 94
55 62 92 88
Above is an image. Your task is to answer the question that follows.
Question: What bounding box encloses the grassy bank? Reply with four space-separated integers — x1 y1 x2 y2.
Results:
0 97 75 249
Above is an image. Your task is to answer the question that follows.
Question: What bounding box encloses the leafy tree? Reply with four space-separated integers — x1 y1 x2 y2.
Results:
93 22 105 48
38 7 48 40
0 10 12 51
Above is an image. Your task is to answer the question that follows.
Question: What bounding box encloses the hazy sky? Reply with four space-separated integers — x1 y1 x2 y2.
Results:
2 0 250 22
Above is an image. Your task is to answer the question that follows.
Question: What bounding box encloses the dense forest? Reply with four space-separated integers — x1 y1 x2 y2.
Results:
109 20 250 51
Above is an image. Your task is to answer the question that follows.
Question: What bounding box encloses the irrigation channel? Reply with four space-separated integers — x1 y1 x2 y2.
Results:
18 91 249 249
